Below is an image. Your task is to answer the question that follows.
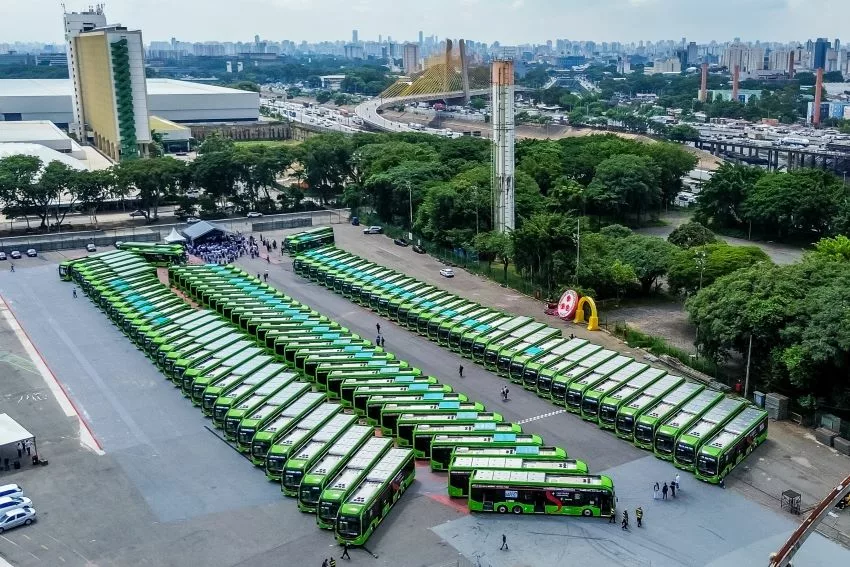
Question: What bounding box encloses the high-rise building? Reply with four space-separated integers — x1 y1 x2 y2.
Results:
418 31 424 46
814 38 830 69
73 24 151 160
722 43 763 72
403 43 420 75
687 42 698 66
63 6 107 139
352 30 358 44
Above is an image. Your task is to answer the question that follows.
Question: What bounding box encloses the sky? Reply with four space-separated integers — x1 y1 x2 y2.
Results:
4 0 849 45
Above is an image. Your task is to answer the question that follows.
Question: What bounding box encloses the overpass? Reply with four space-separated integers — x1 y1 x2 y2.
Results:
694 138 850 173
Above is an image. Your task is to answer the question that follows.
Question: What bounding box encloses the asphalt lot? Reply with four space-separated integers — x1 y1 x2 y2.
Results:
1 245 848 567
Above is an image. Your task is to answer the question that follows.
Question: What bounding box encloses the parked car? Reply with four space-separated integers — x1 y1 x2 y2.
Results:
246 211 263 218
0 506 35 534
86 243 97 253
0 496 32 515
363 226 383 234
176 152 188 156
26 249 37 257
186 217 200 224
0 252 6 261
393 238 409 247
114 241 124 248
129 210 146 218
412 245 425 254
0 485 23 500
10 251 22 260
439 267 455 278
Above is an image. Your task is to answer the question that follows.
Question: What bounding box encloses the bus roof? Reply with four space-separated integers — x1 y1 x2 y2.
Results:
682 398 747 439
311 435 391 479
344 449 413 507
471 470 612 488
661 390 724 428
569 355 632 385
546 346 610 375
259 393 326 433
640 382 704 419
702 407 767 452
451 457 585 473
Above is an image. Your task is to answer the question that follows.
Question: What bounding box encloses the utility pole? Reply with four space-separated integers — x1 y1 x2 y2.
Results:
696 250 707 291
407 180 414 239
471 185 479 235
574 217 580 284
744 333 753 399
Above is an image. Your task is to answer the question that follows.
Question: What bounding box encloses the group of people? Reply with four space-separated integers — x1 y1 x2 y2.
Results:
15 439 34 458
320 543 351 565
375 323 386 348
187 232 248 265
653 474 681 500
610 506 644 530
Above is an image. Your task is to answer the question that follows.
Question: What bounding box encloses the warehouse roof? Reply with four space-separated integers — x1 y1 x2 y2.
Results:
0 78 254 97
0 120 69 143
0 143 87 171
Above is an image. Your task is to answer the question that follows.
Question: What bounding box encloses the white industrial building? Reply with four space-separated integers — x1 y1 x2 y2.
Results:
0 120 86 159
0 78 259 127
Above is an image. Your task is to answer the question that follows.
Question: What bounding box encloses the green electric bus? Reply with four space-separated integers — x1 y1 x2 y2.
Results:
512 337 585 386
211 366 295 428
397 412 504 447
430 433 543 471
181 344 264 395
536 344 606 399
673 397 748 471
117 242 186 265
388 286 435 320
379 401 486 436
580 365 660 423
467 470 615 517
457 315 515 357
495 328 562 379
397 290 451 328
337 373 435 408
232 384 314 447
413 422 522 458
447 456 590 498
423 303 483 341
334 448 416 546
564 355 633 413
445 311 505 351
653 389 726 460
284 227 335 254
361 390 463 424
695 407 769 484
249 395 332 465
266 411 357 483
451 446 568 460
481 321 548 369
325 363 417 398
613 374 686 440
297 427 380 515
196 353 274 410
633 382 705 450
280 416 363 494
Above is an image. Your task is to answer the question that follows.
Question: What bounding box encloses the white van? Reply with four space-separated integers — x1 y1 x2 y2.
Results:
0 496 32 515
0 485 23 499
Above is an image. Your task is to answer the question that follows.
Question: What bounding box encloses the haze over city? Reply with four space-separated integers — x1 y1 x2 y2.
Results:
4 0 850 44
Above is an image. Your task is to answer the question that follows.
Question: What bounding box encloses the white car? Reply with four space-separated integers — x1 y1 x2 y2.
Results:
86 243 97 252
0 496 32 515
363 226 383 234
439 268 455 278
0 506 35 534
186 217 200 224
246 211 263 218
26 249 37 257
0 485 23 499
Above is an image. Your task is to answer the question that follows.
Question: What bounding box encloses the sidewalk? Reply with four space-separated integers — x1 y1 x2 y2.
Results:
264 221 850 549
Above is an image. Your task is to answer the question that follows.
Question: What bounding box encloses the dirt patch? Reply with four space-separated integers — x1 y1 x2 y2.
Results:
602 297 697 353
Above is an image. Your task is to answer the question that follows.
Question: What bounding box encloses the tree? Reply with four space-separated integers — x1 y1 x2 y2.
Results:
693 162 764 229
586 154 661 224
0 154 42 229
197 132 235 155
668 243 771 294
516 140 564 195
74 169 113 227
116 157 186 220
812 234 850 261
617 234 677 294
298 133 352 205
512 212 576 294
475 231 514 284
667 124 700 142
315 91 332 104
823 71 844 82
38 161 79 230
642 142 698 206
667 221 717 249
610 259 638 301
191 148 239 209
469 97 486 110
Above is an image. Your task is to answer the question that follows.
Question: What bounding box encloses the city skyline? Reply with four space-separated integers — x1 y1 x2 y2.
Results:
3 0 849 46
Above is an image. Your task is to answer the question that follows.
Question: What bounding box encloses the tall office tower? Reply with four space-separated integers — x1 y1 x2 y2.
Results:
352 29 359 44
73 24 151 160
419 30 424 46
402 43 420 74
491 59 515 233
63 5 107 139
687 42 698 66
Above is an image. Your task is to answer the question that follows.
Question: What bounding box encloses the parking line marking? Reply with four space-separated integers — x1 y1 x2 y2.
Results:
517 409 567 424
0 295 104 455
1 535 18 547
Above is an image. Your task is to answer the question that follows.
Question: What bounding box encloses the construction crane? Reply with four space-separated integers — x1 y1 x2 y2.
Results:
768 473 850 567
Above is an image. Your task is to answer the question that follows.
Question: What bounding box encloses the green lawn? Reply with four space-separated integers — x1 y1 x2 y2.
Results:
234 140 302 148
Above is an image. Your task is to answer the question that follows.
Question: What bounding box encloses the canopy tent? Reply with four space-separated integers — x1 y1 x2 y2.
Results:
0 414 33 448
181 220 229 243
164 228 186 243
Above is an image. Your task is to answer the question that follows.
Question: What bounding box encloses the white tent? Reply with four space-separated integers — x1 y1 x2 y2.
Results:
164 227 186 243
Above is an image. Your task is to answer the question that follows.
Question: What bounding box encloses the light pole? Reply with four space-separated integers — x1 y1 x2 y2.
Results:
573 217 581 284
406 180 414 239
471 185 480 236
695 250 707 291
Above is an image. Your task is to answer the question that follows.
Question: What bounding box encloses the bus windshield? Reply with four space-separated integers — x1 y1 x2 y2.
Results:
336 514 361 537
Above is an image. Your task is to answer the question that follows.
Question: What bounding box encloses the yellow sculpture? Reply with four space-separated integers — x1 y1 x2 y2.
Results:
573 296 600 331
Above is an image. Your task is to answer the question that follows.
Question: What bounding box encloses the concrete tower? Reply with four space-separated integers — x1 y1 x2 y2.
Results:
63 5 107 139
732 64 740 102
491 59 516 233
459 39 470 102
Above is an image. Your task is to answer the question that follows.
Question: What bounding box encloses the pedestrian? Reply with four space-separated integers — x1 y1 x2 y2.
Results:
458 364 464 378
341 543 351 560
621 509 629 530
376 335 381 346
662 482 668 500
674 473 681 492
670 480 676 498
264 271 269 282
16 441 23 458
609 508 617 524
73 288 77 298
500 534 508 551
569 333 574 339
10 264 14 272
381 336 386 348
24 439 32 456
719 477 726 489
504 386 509 401
500 386 506 400
266 255 270 263
322 559 328 567
376 322 381 334
257 273 261 280
636 506 643 528
653 482 659 500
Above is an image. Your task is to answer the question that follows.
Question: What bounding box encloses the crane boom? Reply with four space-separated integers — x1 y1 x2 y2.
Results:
769 473 850 567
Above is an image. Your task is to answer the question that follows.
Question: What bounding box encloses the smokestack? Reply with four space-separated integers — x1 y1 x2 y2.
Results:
788 50 794 78
732 64 740 102
813 67 824 126
699 63 708 102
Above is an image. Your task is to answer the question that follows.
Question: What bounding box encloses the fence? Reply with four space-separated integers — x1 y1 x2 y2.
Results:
0 209 350 254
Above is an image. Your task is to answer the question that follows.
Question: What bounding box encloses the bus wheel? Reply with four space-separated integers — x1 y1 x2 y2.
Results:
497 505 508 514
582 509 593 517
512 506 523 514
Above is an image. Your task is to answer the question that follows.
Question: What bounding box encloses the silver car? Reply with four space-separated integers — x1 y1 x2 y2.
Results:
0 506 35 534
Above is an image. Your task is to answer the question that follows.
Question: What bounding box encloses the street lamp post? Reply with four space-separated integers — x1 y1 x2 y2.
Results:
574 217 581 284
695 250 707 291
